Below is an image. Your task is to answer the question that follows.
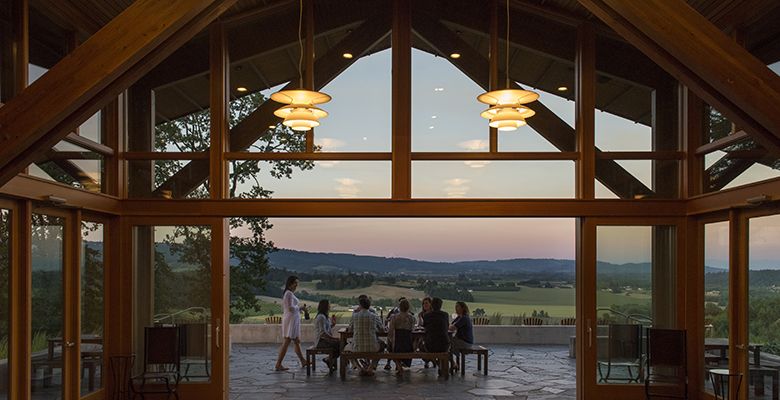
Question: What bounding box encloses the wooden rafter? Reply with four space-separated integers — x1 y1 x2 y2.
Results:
140 0 379 90
0 0 239 188
418 0 667 90
153 11 392 198
411 12 653 199
576 0 780 155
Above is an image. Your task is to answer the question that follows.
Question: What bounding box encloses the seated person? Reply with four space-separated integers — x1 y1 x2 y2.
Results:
313 299 341 372
449 301 474 371
415 297 433 367
388 298 415 374
384 296 412 370
422 297 450 354
345 295 386 376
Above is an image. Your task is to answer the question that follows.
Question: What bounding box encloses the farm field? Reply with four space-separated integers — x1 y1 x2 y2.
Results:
245 284 651 322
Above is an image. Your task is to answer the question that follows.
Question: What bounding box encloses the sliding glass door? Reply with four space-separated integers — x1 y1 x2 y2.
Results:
579 218 683 398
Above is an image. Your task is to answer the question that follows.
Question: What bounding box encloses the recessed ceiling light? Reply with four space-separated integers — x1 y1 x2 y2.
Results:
342 53 353 59
431 115 437 119
450 53 461 59
237 87 248 92
429 126 435 130
557 86 568 91
434 87 444 92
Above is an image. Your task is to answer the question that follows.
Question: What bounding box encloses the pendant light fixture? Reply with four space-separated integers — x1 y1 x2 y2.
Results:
477 0 538 131
271 0 331 131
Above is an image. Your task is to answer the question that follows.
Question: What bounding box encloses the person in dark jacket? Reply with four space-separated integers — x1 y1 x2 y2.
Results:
422 297 450 353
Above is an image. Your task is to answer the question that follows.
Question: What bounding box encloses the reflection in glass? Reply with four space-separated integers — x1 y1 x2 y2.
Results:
31 214 64 399
0 210 9 400
81 222 104 395
595 225 676 385
703 221 729 393
27 140 104 193
127 160 210 199
133 226 212 382
748 214 780 399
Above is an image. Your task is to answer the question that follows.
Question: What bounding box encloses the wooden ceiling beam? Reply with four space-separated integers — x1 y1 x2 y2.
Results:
418 0 667 90
140 1 375 90
154 11 392 198
0 0 239 189
412 12 652 199
576 0 780 155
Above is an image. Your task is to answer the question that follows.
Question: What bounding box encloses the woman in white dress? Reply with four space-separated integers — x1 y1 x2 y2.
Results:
274 276 309 371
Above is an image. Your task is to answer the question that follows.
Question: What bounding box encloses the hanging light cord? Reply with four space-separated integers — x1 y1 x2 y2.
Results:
298 0 304 88
505 0 510 89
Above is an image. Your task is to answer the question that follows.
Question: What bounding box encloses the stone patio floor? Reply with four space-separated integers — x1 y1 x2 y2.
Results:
230 344 576 400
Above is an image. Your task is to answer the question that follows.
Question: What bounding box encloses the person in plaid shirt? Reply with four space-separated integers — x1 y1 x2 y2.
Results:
345 295 386 376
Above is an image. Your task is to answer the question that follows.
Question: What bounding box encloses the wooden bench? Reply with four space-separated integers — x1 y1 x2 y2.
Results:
457 344 489 376
340 352 449 380
751 366 779 400
305 347 336 376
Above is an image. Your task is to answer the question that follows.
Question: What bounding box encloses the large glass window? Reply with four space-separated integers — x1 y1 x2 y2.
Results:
703 221 729 393
0 209 9 400
133 225 212 381
412 161 574 198
595 225 677 385
31 214 64 399
81 222 104 396
748 214 780 399
229 161 390 199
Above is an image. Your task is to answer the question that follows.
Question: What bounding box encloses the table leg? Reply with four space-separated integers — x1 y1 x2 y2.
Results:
339 356 346 381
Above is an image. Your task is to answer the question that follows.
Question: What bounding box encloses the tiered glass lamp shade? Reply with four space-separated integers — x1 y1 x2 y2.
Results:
270 89 332 131
477 89 538 131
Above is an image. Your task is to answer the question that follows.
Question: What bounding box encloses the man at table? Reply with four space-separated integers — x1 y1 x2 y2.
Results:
422 297 450 354
345 295 386 376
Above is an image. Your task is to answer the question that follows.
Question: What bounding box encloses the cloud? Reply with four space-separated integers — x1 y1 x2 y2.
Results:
315 160 341 168
335 178 362 198
458 139 488 151
315 137 346 151
464 161 491 169
443 178 470 198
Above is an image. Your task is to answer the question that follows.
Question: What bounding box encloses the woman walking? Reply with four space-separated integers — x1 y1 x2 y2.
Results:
274 276 309 371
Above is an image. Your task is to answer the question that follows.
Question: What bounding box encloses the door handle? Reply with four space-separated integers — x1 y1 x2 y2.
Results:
215 319 221 349
587 319 593 348
64 341 76 348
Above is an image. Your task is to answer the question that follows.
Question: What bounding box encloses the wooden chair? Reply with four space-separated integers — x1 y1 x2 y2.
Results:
265 316 282 324
645 328 688 399
524 317 544 326
130 326 181 400
560 317 576 325
472 317 490 326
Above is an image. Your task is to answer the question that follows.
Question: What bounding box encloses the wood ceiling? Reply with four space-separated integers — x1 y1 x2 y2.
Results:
20 0 780 128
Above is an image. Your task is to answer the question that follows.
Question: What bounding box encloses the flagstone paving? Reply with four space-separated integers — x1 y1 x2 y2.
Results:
230 344 576 399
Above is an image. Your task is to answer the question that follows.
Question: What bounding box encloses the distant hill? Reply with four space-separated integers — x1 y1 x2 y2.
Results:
265 248 685 277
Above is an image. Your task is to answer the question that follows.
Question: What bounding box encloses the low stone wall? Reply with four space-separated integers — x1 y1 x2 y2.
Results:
229 324 576 346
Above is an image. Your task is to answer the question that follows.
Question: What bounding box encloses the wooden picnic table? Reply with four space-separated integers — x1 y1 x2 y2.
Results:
705 338 763 366
337 327 426 349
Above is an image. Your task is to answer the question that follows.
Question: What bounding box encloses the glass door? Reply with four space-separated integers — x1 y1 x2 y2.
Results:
579 218 682 398
746 213 780 400
30 209 78 400
129 218 228 400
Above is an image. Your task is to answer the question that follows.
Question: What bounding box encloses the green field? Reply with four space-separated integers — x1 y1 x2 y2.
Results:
245 283 651 322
